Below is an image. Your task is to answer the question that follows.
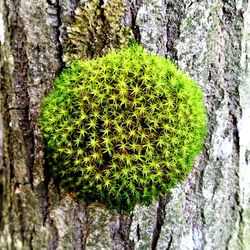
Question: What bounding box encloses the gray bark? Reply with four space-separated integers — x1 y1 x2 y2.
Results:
0 0 249 249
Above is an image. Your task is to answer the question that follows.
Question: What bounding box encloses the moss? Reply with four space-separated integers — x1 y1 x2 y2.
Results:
40 44 207 212
64 0 133 65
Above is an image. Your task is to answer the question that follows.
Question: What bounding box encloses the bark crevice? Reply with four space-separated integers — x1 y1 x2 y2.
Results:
46 0 64 71
151 196 169 250
111 213 134 250
125 0 143 43
165 2 185 60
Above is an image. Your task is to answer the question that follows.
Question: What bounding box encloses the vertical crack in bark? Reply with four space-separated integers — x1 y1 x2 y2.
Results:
151 195 169 250
166 235 173 250
54 0 64 71
165 2 184 60
42 179 50 226
111 213 134 250
46 0 64 71
49 219 59 250
125 0 143 43
231 109 240 158
8 0 35 189
136 223 140 241
199 166 206 243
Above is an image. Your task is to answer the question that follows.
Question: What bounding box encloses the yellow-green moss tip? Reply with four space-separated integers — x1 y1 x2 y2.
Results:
40 44 207 211
64 0 133 65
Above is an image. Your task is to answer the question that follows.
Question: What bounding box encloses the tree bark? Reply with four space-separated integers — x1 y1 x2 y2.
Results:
0 0 249 249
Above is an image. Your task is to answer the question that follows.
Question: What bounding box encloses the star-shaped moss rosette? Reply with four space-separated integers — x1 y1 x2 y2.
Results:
40 44 207 211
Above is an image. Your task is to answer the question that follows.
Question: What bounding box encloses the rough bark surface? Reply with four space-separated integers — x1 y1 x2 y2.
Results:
0 0 249 249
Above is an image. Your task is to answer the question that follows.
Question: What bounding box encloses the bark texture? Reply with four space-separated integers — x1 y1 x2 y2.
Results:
0 0 249 249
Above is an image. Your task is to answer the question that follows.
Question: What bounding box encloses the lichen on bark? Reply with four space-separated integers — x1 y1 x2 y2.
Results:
63 0 133 65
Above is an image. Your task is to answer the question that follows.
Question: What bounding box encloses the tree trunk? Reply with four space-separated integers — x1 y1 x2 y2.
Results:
0 0 249 249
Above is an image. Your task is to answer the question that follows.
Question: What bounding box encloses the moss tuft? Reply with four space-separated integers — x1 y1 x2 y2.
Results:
40 45 207 211
64 0 133 65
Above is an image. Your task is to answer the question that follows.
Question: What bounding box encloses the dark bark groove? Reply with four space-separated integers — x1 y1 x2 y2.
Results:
111 213 134 250
151 196 169 250
124 0 143 43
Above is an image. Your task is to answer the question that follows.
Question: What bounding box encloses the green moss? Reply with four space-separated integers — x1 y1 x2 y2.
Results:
64 0 133 65
40 44 207 211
